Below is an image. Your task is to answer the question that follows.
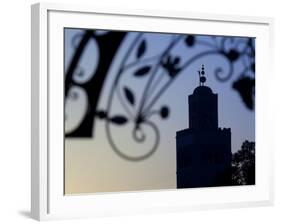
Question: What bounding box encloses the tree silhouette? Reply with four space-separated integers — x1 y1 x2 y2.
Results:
231 140 255 185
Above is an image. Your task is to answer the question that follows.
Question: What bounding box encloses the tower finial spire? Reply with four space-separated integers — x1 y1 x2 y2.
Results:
198 64 206 86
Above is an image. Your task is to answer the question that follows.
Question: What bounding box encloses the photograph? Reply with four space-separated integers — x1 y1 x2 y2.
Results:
64 28 255 194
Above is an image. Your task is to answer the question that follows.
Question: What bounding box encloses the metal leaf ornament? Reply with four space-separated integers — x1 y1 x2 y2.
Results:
160 55 181 78
124 86 135 106
232 77 255 110
136 40 146 59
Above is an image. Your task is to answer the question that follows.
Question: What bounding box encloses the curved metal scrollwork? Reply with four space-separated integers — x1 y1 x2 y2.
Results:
65 30 255 161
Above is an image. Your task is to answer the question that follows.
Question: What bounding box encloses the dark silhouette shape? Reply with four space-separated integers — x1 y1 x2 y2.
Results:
65 30 127 137
64 29 255 161
176 65 232 188
160 55 181 78
231 140 255 185
233 76 255 110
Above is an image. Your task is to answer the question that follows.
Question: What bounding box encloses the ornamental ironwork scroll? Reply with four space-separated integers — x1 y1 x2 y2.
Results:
65 30 255 161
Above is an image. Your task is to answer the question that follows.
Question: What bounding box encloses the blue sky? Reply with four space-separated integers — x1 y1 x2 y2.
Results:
64 28 255 193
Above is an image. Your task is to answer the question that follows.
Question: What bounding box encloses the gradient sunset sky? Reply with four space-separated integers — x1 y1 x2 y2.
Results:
64 29 255 194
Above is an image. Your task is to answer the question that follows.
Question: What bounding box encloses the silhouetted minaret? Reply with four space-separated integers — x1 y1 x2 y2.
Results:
176 65 231 188
189 65 218 130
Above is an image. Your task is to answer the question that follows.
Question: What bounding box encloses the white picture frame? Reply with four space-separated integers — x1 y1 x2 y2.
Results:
31 2 274 221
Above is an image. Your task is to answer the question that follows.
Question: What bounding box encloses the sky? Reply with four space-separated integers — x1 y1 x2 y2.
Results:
64 28 255 194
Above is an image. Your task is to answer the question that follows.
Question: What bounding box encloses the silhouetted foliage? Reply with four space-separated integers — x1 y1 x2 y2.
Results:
231 140 255 185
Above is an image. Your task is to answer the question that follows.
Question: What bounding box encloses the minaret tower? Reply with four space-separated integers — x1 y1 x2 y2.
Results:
176 65 231 188
188 65 218 130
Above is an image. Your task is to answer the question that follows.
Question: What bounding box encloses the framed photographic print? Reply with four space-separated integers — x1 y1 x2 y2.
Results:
31 2 274 221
